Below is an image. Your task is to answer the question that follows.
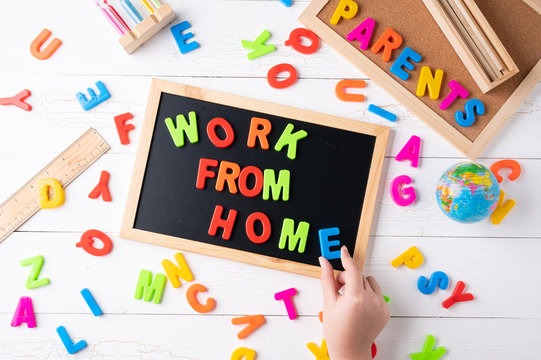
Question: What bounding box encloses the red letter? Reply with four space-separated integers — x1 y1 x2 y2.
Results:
284 28 320 54
245 212 271 244
370 28 403 62
238 166 264 197
208 205 237 240
442 281 474 309
216 161 241 193
267 63 298 89
247 117 272 150
76 229 113 256
207 117 235 148
88 170 112 202
439 80 469 110
114 112 135 145
196 158 218 189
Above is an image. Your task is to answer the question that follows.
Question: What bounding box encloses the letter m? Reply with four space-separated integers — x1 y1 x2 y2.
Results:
278 218 310 253
134 270 167 304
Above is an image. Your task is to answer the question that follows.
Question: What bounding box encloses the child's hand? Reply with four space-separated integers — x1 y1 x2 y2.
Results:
319 246 390 360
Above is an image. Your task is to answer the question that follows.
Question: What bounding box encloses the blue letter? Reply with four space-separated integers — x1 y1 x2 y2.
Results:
390 47 422 81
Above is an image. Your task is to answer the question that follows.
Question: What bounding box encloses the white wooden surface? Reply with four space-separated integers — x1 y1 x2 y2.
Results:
1 0 540 359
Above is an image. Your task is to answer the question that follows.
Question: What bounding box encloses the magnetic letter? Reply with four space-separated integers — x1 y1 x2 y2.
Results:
263 169 290 201
439 80 469 110
171 21 200 54
216 161 241 193
196 158 218 189
490 190 516 225
391 246 424 269
442 281 474 309
238 166 264 197
274 123 308 160
409 335 446 360
231 314 266 339
20 255 50 289
247 117 272 150
335 79 366 102
274 287 298 319
39 178 64 209
278 218 310 253
390 175 416 206
307 339 330 360
455 99 485 127
241 30 276 60
207 117 235 148
417 271 449 295
11 296 36 328
208 205 237 240
80 288 103 316
161 252 194 288
245 212 272 244
231 347 257 360
57 326 88 354
76 229 113 256
395 135 421 168
490 159 521 183
416 66 444 100
371 28 403 63
319 227 341 260
88 170 112 202
346 17 375 50
330 0 359 25
285 28 320 54
114 112 135 145
165 111 199 148
390 47 422 81
134 270 167 304
186 283 216 313
267 63 298 89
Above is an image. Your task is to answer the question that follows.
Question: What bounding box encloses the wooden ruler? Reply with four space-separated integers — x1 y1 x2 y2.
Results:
0 128 110 243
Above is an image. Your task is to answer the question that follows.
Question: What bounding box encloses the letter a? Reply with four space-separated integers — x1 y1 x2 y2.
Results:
395 135 421 168
11 296 36 328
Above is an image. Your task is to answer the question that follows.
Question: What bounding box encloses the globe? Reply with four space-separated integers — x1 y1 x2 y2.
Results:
435 162 500 223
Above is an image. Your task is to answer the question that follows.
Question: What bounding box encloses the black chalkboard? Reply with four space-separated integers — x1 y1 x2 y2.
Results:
121 80 389 277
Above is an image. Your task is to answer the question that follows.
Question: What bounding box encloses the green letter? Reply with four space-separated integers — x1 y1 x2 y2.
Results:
134 270 167 304
164 111 199 147
263 169 290 201
274 123 308 160
278 218 310 253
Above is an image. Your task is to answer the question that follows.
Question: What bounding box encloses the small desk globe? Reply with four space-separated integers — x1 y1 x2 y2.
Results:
435 162 500 223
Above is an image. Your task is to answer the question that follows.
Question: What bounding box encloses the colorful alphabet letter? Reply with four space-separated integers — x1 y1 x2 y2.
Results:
161 252 194 288
417 271 449 295
171 21 200 54
88 170 112 202
390 175 416 206
20 255 50 289
395 135 421 168
11 296 36 328
391 246 424 269
242 30 276 60
274 287 298 320
76 229 113 256
39 178 65 209
186 283 216 313
231 314 266 339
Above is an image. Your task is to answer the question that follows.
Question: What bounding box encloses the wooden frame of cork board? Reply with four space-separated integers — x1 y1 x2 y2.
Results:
299 0 541 159
120 79 389 278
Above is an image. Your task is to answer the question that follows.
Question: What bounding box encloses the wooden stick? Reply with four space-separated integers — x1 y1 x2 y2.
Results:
450 0 505 77
440 0 498 81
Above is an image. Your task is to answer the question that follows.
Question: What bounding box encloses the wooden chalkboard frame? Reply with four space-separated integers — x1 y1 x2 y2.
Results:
120 79 389 277
299 0 541 159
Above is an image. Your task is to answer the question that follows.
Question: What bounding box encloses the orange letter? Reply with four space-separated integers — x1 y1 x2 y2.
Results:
247 117 271 149
216 161 241 193
186 283 216 313
370 28 403 63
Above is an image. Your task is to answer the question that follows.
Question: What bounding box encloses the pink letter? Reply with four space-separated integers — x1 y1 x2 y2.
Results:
395 135 421 168
390 175 416 206
274 287 298 320
346 17 375 50
439 80 469 110
11 296 36 328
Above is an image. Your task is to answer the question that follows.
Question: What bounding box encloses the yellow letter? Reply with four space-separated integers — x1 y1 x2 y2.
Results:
491 190 516 225
231 347 257 360
39 179 65 209
330 0 359 25
416 66 444 100
391 246 424 269
307 339 330 360
161 252 194 288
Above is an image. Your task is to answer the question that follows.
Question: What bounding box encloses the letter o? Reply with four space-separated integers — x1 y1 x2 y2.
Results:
245 212 271 244
267 63 298 89
238 166 264 197
207 117 235 148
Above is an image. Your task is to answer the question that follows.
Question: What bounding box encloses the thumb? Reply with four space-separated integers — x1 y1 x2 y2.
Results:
319 257 338 307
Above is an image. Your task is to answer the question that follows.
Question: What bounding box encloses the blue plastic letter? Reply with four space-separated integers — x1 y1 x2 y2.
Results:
56 326 88 354
81 288 103 316
171 21 200 54
390 47 422 81
318 227 341 260
455 99 485 127
417 271 449 295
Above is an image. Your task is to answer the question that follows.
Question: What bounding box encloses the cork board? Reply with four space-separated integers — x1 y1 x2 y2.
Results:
300 0 541 158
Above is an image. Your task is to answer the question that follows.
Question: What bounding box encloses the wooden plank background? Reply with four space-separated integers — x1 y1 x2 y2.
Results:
0 0 540 358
